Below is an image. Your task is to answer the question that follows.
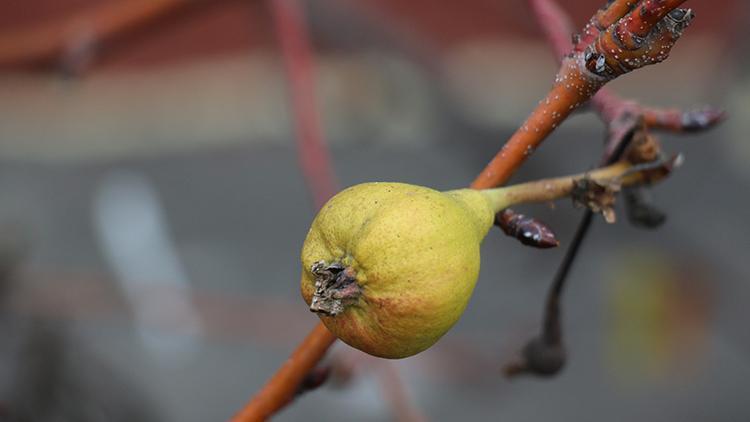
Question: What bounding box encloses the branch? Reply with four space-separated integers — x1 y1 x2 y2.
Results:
229 323 336 422
496 0 721 249
593 89 725 133
470 56 603 189
0 0 203 69
504 0 723 378
472 0 692 190
488 157 680 213
530 0 723 136
272 0 339 209
230 0 341 420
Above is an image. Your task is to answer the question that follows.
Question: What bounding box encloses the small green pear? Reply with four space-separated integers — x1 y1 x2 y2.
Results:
300 182 496 359
299 160 659 358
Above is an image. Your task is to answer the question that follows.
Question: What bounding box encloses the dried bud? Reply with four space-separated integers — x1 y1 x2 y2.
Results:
626 127 662 164
680 107 726 132
571 177 620 223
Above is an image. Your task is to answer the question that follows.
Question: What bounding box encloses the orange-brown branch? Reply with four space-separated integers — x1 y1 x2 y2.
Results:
229 323 336 422
473 0 694 191
586 0 692 79
229 0 340 420
0 0 202 68
532 0 723 135
471 56 605 189
575 0 638 53
621 0 688 38
596 0 639 28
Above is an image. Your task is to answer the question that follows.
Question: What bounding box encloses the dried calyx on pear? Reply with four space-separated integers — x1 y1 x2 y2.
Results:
300 158 678 359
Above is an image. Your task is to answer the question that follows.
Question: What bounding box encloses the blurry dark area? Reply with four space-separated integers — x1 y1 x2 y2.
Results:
1 1 749 421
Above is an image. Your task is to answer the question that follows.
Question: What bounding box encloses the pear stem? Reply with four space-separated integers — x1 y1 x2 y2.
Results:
481 159 668 213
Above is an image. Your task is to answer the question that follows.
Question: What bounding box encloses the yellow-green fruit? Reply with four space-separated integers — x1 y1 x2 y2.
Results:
300 182 496 359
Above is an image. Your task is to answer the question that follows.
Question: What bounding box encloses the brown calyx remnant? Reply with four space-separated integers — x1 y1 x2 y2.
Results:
309 261 360 316
568 154 682 224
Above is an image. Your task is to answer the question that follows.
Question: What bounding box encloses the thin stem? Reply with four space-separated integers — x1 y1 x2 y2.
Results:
480 160 653 212
541 210 593 344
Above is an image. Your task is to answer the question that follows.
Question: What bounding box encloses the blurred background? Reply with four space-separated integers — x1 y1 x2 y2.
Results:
1 0 749 421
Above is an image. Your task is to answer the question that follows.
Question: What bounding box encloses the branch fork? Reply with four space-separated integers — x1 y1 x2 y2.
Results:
501 0 722 379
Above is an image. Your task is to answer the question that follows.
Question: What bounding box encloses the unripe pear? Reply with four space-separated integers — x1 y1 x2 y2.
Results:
300 182 497 359
299 161 657 359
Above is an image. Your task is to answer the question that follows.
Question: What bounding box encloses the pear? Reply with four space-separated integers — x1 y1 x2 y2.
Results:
299 160 674 359
301 183 494 359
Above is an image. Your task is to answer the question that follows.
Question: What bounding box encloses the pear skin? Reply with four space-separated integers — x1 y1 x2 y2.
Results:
300 182 494 359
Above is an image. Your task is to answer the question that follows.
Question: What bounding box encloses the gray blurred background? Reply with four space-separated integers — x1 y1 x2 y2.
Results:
1 0 749 421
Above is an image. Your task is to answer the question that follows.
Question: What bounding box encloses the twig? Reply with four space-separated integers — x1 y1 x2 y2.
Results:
472 0 694 190
486 157 679 211
229 323 336 422
531 0 724 133
272 0 339 209
503 0 723 378
469 55 603 189
490 0 716 248
497 0 720 249
592 88 725 133
229 0 340 420
0 0 203 69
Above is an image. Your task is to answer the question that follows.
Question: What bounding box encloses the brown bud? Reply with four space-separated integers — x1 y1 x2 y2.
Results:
495 210 559 249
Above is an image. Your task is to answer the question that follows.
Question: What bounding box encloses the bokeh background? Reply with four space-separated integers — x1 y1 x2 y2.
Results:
1 1 749 421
